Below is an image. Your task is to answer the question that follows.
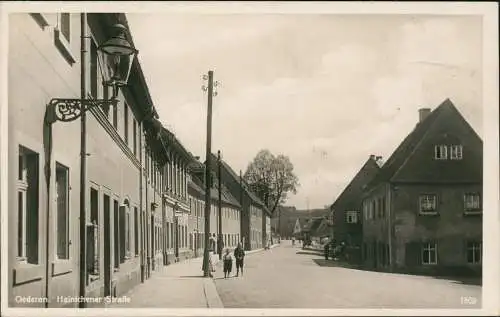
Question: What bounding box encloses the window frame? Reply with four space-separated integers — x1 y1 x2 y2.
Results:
450 145 463 160
466 241 482 264
464 193 482 214
55 162 70 260
87 184 101 284
419 194 438 215
17 146 40 263
434 144 448 160
346 210 358 224
54 13 76 64
421 242 437 265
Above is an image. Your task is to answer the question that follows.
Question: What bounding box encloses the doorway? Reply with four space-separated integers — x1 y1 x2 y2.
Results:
103 194 111 296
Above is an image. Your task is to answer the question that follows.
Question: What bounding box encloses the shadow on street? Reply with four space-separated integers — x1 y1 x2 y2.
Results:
295 250 323 256
312 259 482 286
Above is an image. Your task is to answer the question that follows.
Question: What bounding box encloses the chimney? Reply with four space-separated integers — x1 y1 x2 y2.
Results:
418 108 431 123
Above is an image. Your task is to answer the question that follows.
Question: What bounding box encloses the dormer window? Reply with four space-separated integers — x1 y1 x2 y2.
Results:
434 145 447 160
450 145 463 160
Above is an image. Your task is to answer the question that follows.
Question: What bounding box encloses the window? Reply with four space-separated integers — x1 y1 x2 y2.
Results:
466 241 481 264
419 194 437 214
119 201 130 262
464 193 481 212
124 103 129 145
17 146 39 264
166 223 170 249
56 163 69 259
434 145 447 160
60 13 70 42
450 145 463 160
134 207 139 256
422 242 437 265
126 209 130 256
87 187 100 283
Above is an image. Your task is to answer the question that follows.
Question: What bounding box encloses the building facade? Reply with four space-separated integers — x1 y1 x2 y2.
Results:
362 100 483 276
329 155 381 263
208 154 271 250
188 164 242 256
8 12 164 307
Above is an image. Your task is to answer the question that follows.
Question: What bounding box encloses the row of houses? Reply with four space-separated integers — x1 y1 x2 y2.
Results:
8 12 271 307
330 99 483 276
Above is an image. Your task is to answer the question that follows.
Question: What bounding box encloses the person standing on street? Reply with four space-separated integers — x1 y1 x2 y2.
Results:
324 242 330 260
223 248 233 278
234 242 245 277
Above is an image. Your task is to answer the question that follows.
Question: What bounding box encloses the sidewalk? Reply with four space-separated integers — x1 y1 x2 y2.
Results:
106 244 280 309
106 256 223 308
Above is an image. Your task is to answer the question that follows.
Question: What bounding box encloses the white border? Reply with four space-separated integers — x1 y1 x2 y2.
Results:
1 1 498 317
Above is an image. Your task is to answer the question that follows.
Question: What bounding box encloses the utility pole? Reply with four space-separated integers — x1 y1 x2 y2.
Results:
202 70 217 276
239 170 244 249
217 150 223 260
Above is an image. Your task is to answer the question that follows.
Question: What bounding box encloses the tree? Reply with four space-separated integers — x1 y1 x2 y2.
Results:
243 149 299 216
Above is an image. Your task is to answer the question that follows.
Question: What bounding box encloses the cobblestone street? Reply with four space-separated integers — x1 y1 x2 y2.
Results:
214 241 481 309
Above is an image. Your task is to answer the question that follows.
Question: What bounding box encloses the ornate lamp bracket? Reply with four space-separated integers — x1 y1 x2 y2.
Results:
45 97 118 124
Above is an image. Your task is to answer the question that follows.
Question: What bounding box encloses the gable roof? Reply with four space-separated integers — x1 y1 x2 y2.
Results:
302 217 323 233
331 155 381 209
365 98 464 190
208 153 270 215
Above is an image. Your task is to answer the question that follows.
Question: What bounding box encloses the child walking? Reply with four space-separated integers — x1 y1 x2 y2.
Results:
223 248 233 278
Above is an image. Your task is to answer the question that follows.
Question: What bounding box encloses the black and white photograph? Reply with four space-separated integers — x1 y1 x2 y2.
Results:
0 1 498 316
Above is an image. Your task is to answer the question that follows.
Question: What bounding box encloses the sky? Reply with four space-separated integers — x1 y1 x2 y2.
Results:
126 13 483 210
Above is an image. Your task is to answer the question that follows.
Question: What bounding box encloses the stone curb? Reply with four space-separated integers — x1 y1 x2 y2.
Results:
203 277 224 308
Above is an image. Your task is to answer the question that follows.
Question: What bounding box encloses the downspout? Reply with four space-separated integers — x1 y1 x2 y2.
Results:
43 111 53 308
78 13 88 308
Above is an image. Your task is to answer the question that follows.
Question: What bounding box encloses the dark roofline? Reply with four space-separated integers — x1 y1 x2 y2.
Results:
188 176 241 209
116 13 159 120
364 99 448 191
331 156 380 209
208 153 269 213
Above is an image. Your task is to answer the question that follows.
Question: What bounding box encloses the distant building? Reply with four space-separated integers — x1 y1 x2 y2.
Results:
329 155 381 263
188 162 242 258
362 99 482 277
208 154 272 250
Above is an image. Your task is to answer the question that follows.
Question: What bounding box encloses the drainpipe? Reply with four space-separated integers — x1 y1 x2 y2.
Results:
43 104 53 308
78 13 88 308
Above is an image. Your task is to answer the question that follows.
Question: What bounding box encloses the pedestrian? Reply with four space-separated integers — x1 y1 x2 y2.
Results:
324 242 330 260
234 242 245 277
223 248 233 278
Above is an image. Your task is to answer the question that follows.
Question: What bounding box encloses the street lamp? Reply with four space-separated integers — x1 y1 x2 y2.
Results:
43 15 137 309
46 23 137 123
